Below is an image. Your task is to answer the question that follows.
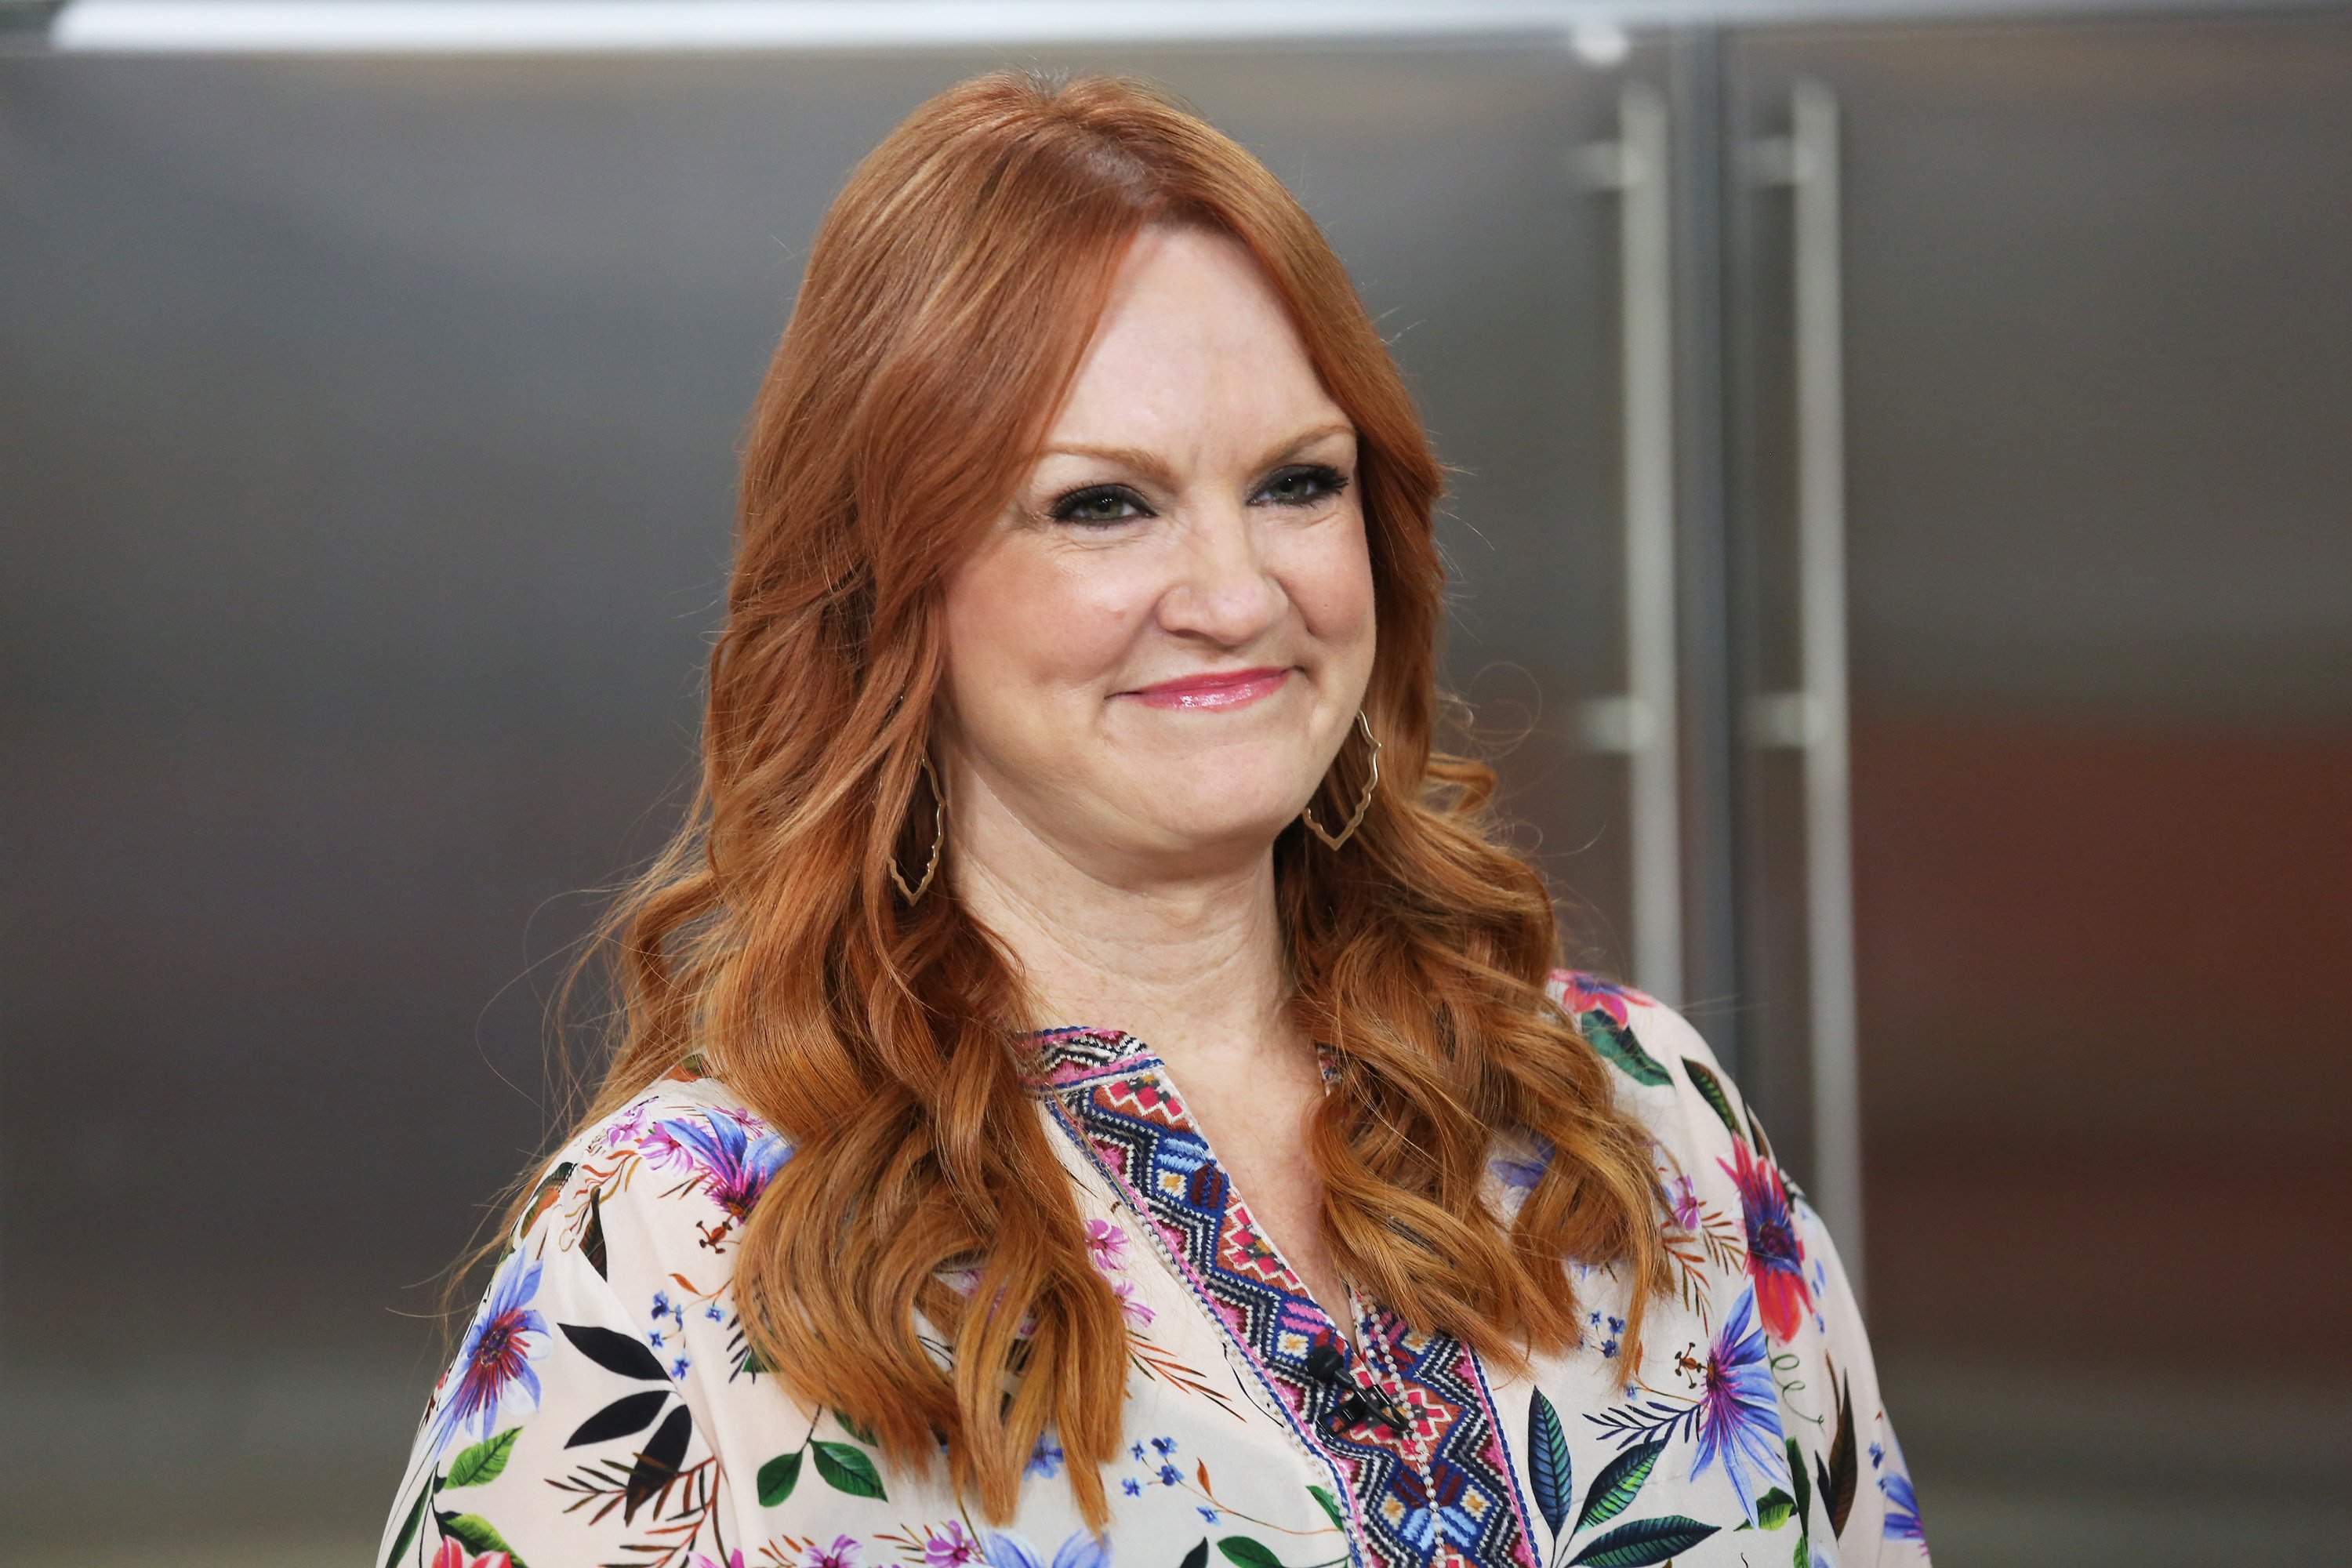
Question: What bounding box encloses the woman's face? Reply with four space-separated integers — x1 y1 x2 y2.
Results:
938 225 1377 884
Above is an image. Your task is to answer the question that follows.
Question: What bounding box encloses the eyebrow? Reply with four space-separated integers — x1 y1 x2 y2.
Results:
1036 422 1356 481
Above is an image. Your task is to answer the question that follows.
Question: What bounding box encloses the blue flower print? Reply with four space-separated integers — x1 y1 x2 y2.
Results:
1688 1289 1788 1521
982 1529 1109 1568
1882 1469 1927 1541
1027 1435 1065 1479
661 1112 791 1219
428 1249 547 1454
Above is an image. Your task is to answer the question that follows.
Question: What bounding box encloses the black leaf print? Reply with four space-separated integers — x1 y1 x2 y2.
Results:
582 1189 609 1279
561 1323 669 1381
1817 1370 1857 1536
566 1388 670 1448
622 1405 693 1523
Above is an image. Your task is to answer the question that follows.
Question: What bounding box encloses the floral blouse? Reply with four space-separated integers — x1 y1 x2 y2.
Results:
383 974 1929 1568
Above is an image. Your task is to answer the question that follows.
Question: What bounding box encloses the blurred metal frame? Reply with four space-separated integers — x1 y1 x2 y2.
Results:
42 0 2352 54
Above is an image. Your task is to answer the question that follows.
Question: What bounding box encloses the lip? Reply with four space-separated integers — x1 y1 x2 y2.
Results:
1123 666 1294 711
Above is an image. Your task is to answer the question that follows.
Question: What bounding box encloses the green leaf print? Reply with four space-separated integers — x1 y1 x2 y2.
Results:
1566 1515 1719 1566
1580 1012 1671 1087
1526 1388 1573 1534
1786 1436 1813 1568
439 1512 528 1567
1574 1439 1664 1532
757 1450 804 1506
1216 1538 1283 1568
1308 1484 1347 1531
445 1427 521 1489
1681 1058 1746 1146
835 1408 882 1445
383 1485 427 1568
1751 1487 1795 1530
811 1439 887 1499
1179 1541 1209 1568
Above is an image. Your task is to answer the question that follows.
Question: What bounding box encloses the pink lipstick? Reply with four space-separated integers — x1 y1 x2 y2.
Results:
1126 666 1292 711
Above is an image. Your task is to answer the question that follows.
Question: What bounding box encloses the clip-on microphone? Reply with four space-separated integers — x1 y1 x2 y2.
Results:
1304 1341 1410 1435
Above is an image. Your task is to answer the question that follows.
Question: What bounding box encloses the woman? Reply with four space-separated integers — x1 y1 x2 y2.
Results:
383 71 1928 1568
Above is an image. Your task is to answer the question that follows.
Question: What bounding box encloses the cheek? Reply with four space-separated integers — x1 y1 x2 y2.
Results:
1284 512 1379 657
941 535 1152 709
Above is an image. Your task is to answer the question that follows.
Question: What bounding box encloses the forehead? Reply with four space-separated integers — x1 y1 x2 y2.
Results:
1047 225 1346 451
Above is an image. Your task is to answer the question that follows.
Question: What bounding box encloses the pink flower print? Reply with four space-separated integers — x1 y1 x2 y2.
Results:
432 1544 512 1568
1668 1173 1704 1232
595 1098 656 1153
926 1522 982 1568
695 1554 749 1568
633 1119 699 1172
1084 1218 1130 1273
1562 971 1648 1027
1720 1142 1812 1342
806 1538 862 1568
1111 1278 1156 1327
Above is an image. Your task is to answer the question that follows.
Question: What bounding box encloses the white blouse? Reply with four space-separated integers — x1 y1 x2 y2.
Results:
383 972 1929 1568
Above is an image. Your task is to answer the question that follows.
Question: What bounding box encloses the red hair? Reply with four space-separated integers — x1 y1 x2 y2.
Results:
546 71 1667 1527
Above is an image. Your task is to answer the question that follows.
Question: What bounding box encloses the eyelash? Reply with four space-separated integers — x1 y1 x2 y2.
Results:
1047 464 1350 525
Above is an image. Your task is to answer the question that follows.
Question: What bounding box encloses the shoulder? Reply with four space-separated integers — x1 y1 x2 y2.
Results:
1541 967 1769 1178
385 1067 795 1566
514 1062 793 1277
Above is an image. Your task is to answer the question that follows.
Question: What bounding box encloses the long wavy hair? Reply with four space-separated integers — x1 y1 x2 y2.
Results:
539 70 1668 1528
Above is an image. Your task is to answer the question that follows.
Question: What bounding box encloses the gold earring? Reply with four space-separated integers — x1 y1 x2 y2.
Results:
1301 711 1382 851
891 754 946 903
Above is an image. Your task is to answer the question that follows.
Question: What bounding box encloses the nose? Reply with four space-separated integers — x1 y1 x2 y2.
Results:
1157 503 1285 648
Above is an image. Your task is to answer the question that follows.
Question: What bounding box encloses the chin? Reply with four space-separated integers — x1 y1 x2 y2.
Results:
1135 785 1308 861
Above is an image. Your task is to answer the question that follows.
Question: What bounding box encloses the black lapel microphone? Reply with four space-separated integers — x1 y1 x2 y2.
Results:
1305 1341 1410 1435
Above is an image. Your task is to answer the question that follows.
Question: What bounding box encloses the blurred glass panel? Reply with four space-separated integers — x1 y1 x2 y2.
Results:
0 40 1650 1561
1726 12 2352 1564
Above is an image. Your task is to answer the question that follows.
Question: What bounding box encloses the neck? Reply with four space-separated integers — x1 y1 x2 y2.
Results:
948 774 1294 1073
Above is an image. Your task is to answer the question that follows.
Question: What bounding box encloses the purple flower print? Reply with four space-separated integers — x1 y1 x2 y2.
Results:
661 1114 791 1219
1668 1173 1704 1232
1110 1279 1156 1327
429 1250 546 1453
1687 1288 1787 1521
1084 1218 1130 1272
926 1521 982 1568
806 1537 862 1568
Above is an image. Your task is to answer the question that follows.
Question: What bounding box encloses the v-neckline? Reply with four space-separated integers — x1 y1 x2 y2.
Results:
1025 1025 1543 1568
1022 1024 1364 1352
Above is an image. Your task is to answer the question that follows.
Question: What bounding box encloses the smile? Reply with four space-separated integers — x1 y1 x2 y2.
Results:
1123 666 1294 711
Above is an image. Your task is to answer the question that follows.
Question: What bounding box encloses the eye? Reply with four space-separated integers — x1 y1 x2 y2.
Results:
1049 484 1153 525
1254 463 1349 508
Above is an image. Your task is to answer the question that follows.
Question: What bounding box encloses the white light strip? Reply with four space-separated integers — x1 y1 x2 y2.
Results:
50 1 1628 54
49 0 2263 55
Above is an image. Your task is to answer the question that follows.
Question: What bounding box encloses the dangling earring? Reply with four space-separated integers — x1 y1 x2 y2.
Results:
1301 710 1382 851
891 753 946 903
